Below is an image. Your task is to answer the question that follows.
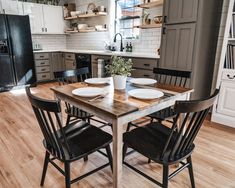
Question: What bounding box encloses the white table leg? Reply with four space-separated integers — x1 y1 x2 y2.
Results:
112 119 123 188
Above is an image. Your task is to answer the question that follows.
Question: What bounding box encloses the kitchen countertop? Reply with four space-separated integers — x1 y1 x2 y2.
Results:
33 49 160 59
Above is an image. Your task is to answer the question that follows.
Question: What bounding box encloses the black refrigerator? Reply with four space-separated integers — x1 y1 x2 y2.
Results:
0 14 36 92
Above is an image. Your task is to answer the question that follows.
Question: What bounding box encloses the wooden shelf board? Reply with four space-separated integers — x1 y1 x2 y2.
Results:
64 12 107 20
64 16 78 20
79 12 107 18
136 0 163 8
65 30 79 33
65 29 108 34
134 23 162 29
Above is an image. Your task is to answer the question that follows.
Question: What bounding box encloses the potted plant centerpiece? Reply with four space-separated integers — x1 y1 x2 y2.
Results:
106 56 133 90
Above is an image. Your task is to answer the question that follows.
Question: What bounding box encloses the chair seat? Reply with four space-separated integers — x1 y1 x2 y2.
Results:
66 106 93 119
123 122 193 163
148 107 176 121
44 121 112 161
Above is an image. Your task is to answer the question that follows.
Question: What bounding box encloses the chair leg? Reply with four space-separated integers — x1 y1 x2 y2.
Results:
123 144 128 161
162 165 169 188
187 156 196 188
64 162 71 188
105 145 113 172
66 115 71 126
83 156 88 162
40 151 50 186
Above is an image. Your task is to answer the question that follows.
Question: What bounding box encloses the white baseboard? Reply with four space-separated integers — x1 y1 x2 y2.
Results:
211 113 235 128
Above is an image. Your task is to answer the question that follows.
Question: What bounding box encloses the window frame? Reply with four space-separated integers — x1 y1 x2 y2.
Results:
115 0 141 39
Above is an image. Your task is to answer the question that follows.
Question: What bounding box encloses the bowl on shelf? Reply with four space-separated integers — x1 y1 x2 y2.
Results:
77 24 88 30
95 25 103 30
70 11 77 17
75 11 81 15
153 16 163 24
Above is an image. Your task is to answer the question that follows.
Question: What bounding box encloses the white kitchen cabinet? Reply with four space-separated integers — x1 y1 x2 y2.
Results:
217 81 235 117
43 5 64 34
0 0 23 15
211 0 235 128
23 3 64 34
23 3 44 34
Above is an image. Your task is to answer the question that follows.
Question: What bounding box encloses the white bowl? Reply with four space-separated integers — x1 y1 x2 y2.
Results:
95 25 103 30
78 24 88 30
70 11 77 17
75 11 81 15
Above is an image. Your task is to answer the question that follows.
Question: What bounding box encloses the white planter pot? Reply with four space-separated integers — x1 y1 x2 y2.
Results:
113 75 127 90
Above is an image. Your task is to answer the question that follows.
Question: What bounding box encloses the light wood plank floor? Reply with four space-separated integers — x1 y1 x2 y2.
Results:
0 83 235 188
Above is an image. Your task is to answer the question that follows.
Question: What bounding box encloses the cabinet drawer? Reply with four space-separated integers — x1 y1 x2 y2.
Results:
34 53 50 60
37 73 51 81
132 58 157 70
221 70 235 81
65 60 76 70
36 66 50 73
35 59 50 67
131 69 155 79
65 53 75 60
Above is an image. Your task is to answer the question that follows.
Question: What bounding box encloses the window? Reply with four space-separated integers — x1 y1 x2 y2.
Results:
115 0 142 39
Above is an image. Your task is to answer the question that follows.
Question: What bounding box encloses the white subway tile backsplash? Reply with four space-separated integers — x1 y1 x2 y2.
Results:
32 0 161 55
32 34 66 50
65 0 161 54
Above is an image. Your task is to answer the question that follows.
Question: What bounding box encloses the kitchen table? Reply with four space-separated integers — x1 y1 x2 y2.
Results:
51 81 193 188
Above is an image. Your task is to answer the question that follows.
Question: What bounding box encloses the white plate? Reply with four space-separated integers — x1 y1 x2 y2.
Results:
72 87 107 97
85 78 109 85
128 89 164 100
130 78 157 85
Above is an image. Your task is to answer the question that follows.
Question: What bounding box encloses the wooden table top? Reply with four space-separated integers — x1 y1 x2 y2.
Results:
51 81 193 118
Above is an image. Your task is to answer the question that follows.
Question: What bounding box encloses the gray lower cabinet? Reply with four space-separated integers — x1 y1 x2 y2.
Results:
34 52 66 82
64 53 76 70
34 53 51 82
163 0 198 24
131 58 158 78
50 52 65 79
160 23 196 71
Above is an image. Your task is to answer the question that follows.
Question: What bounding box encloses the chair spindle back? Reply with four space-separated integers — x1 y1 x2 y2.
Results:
26 87 71 160
160 89 219 162
54 67 90 86
153 68 191 87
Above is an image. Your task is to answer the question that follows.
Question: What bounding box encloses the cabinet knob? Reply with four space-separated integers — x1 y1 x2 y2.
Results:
42 28 44 32
227 74 235 80
163 16 167 23
162 27 167 35
45 28 47 32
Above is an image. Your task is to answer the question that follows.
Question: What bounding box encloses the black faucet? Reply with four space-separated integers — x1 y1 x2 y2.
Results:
113 33 124 52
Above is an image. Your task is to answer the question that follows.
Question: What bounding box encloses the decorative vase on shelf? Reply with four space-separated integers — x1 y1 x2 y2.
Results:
105 56 133 90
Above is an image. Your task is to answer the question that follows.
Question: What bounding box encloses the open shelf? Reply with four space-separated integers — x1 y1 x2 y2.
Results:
65 12 107 20
65 29 108 34
134 23 162 29
136 0 163 8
